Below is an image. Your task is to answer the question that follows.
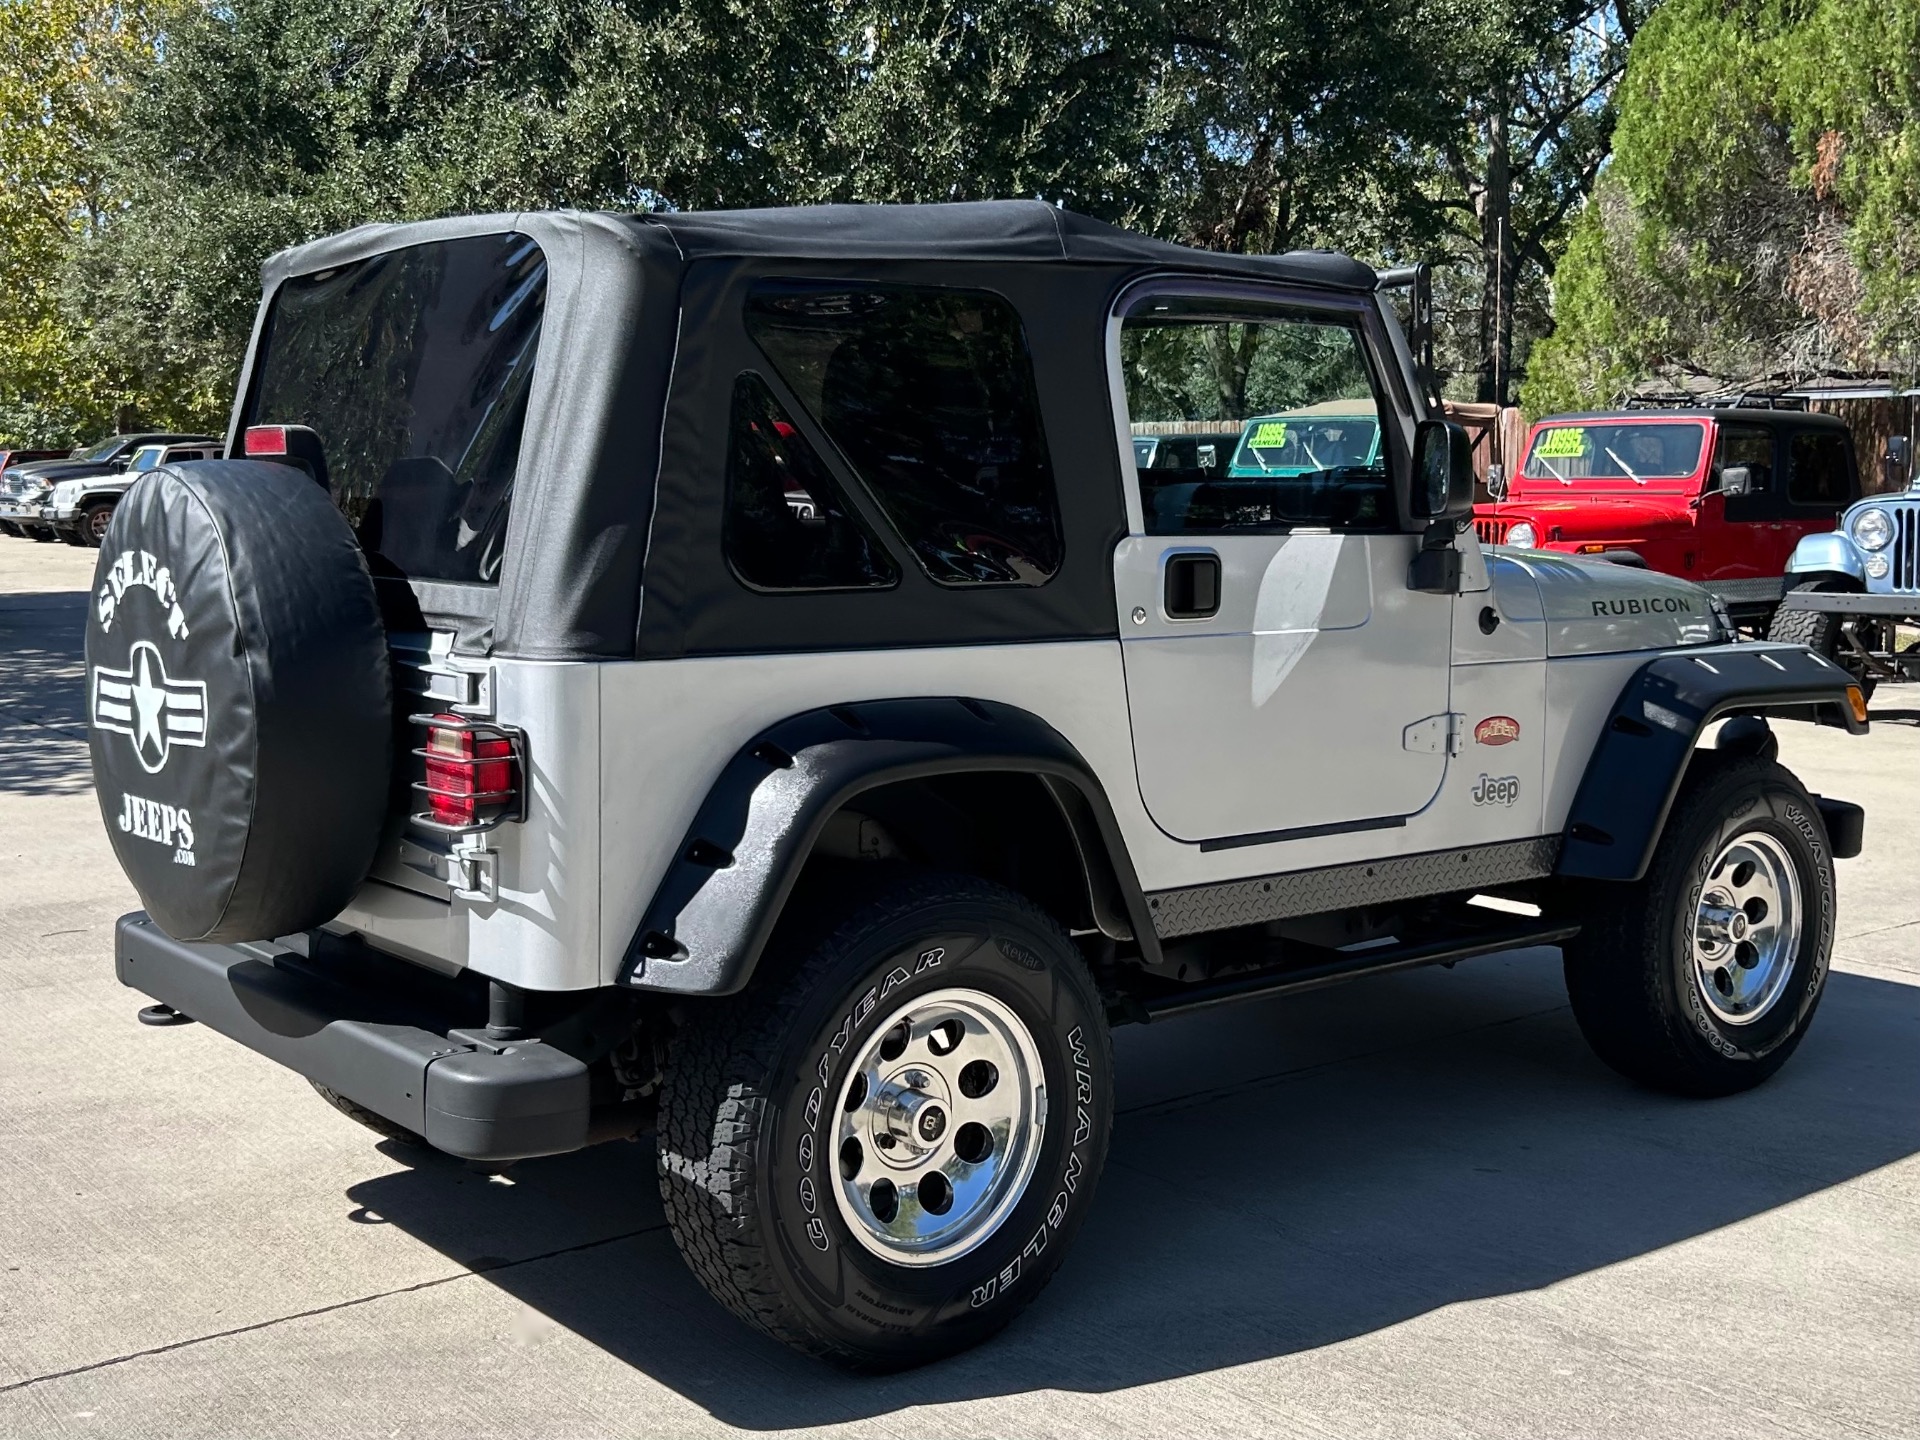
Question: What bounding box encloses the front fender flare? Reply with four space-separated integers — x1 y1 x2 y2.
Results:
1558 643 1865 882
1785 531 1865 582
620 698 1156 994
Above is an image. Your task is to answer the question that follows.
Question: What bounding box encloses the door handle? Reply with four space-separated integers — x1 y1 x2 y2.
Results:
1164 551 1221 619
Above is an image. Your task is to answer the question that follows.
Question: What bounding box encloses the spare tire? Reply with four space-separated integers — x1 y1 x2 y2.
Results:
85 460 392 943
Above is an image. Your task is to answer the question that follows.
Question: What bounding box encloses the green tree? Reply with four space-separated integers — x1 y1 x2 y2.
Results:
0 0 161 443
1525 0 1920 412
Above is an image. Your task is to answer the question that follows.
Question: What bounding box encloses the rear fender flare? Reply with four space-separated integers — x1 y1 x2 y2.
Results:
1558 644 1865 882
620 698 1157 994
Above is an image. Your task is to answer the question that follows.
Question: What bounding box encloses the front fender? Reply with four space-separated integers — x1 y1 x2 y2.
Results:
1558 643 1865 882
620 698 1155 995
1785 531 1864 582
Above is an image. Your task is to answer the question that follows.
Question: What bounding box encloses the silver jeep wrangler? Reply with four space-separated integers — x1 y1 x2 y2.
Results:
93 203 1868 1368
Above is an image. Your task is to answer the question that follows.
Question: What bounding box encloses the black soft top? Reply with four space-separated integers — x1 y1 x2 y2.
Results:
1539 409 1850 433
260 201 1377 291
240 204 1387 661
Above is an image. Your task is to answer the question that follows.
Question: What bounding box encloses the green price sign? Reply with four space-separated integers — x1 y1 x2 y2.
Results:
1249 421 1289 448
1536 427 1587 458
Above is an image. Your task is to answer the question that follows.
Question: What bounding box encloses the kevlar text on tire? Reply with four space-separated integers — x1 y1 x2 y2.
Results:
85 460 392 943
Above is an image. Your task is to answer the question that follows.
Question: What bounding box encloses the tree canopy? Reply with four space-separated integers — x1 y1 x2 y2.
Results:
2 0 1643 443
1525 0 1920 413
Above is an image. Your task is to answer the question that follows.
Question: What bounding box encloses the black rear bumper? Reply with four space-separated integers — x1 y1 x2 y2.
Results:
115 913 589 1161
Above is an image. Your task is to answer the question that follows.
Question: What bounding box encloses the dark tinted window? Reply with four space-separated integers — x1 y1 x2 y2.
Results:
1788 431 1851 506
724 373 898 592
1714 424 1775 492
745 281 1062 586
245 232 547 583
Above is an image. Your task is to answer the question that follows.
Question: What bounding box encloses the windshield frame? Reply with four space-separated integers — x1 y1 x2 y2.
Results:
1229 412 1382 477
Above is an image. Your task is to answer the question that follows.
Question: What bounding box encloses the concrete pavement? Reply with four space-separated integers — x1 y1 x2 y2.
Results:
2 540 1916 1438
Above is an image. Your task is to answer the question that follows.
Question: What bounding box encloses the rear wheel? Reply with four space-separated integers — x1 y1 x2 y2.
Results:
656 871 1112 1367
310 1081 423 1146
1563 755 1834 1097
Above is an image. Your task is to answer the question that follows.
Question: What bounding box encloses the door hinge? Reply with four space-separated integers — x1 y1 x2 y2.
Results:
1403 713 1465 756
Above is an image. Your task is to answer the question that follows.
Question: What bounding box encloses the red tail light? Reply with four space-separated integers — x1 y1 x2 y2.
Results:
410 714 524 831
243 425 288 456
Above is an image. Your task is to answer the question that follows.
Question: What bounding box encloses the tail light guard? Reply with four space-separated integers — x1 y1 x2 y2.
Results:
406 711 530 902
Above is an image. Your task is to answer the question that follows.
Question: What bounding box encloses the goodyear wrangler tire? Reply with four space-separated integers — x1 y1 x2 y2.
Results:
656 871 1113 1368
85 460 391 943
1563 755 1835 1097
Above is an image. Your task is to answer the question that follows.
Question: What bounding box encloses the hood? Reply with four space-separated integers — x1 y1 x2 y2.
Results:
1487 550 1718 656
9 459 121 485
1482 493 1693 541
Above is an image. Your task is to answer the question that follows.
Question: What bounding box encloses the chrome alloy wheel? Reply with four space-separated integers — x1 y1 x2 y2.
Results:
1692 830 1803 1025
831 986 1047 1267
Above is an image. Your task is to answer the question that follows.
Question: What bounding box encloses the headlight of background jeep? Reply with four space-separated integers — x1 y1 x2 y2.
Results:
1506 520 1538 548
1852 507 1893 551
50 481 82 505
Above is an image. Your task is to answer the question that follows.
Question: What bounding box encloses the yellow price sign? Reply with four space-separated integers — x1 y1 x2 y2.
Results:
1535 426 1587 458
1249 420 1289 448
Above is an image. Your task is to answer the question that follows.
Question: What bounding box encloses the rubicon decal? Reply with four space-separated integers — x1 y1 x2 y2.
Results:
1590 596 1692 616
1474 716 1521 746
92 640 208 774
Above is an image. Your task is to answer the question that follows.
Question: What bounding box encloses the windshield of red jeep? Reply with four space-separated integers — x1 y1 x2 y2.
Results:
1521 421 1705 483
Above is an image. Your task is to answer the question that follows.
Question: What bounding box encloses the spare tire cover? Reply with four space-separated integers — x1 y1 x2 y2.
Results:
85 460 392 943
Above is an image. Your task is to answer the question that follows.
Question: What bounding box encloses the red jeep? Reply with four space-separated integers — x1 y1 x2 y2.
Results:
1474 407 1861 628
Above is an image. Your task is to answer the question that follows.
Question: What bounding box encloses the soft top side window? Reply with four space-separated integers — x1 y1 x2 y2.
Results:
723 372 899 593
744 280 1063 587
1118 295 1393 535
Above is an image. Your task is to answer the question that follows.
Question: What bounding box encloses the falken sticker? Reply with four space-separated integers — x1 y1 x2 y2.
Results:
1472 774 1520 806
92 640 207 774
1474 716 1521 746
1534 427 1587 459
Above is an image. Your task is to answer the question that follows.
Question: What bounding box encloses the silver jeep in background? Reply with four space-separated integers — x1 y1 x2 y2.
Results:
1771 433 1920 686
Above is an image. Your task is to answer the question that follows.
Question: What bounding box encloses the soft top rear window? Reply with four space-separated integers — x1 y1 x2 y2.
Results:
244 232 547 584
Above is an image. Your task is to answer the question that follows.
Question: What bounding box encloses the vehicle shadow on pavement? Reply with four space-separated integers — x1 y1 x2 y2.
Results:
345 962 1920 1426
0 592 92 795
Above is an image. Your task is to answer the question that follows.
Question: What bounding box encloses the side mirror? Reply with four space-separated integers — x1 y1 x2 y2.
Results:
1718 465 1752 498
1885 434 1911 490
1411 420 1475 523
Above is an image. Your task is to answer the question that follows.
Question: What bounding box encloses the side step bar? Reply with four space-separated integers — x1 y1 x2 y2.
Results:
1133 916 1581 1023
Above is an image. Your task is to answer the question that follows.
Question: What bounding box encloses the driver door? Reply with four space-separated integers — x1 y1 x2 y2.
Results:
1114 290 1453 845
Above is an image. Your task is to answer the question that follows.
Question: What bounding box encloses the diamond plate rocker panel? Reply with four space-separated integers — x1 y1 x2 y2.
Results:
1146 836 1563 940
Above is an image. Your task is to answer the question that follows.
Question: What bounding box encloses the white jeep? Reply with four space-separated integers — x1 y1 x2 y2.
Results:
91 204 1867 1368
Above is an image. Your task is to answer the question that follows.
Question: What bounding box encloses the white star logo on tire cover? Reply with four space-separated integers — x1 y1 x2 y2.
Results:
92 641 208 774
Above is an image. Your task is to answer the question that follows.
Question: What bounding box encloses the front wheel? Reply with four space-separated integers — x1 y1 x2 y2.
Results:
656 871 1113 1367
1563 755 1835 1097
1767 581 1882 695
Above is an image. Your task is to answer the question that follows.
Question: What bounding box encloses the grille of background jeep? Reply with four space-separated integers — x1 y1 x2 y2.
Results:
1894 511 1920 592
1475 517 1513 546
